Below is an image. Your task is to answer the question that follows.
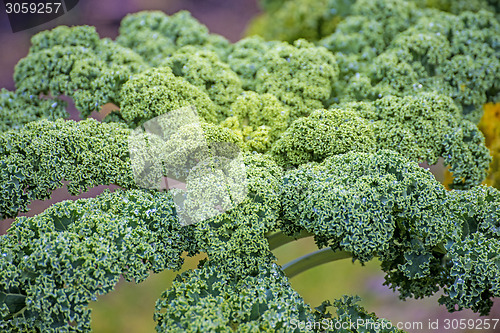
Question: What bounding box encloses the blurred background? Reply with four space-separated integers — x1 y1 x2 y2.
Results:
0 1 499 332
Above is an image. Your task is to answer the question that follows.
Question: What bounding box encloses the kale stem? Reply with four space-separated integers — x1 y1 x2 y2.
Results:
9 306 27 319
282 248 352 278
265 230 314 250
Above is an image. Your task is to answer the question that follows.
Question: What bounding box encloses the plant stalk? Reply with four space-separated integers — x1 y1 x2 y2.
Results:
266 230 314 250
282 248 352 278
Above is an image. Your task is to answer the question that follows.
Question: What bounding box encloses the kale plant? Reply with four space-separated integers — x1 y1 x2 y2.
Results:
1 1 499 331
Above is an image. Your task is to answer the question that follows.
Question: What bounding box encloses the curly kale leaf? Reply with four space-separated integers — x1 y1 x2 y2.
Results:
441 232 500 316
155 263 401 332
248 0 355 42
0 119 136 220
192 153 283 278
154 262 315 332
384 185 500 311
0 89 68 131
280 148 500 315
271 107 375 168
221 91 290 153
14 26 147 118
442 120 492 189
410 0 498 15
118 67 220 127
116 11 230 66
0 189 189 332
332 295 404 333
352 0 419 44
362 94 491 188
254 39 339 120
227 36 279 91
281 150 453 262
435 186 500 315
272 93 490 188
229 37 339 120
316 1 500 121
369 9 500 121
161 46 243 117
